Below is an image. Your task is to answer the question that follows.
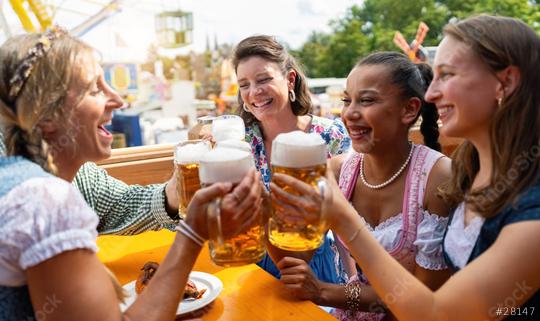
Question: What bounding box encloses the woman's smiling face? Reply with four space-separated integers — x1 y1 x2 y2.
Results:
53 59 124 163
236 56 294 123
342 64 409 153
426 36 500 140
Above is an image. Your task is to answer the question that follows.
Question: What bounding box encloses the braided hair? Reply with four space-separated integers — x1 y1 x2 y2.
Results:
0 32 94 172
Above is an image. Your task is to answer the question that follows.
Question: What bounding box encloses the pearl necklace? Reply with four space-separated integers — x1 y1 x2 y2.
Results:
360 144 414 189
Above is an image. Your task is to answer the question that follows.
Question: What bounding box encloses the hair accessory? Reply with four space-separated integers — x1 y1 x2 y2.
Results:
8 26 67 104
360 143 414 189
289 90 296 102
345 283 362 311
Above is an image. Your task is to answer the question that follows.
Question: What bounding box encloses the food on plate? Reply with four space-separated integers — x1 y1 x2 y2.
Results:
184 279 206 299
135 262 206 299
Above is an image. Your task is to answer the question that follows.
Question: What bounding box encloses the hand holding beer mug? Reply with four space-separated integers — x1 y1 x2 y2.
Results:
200 148 267 266
174 140 212 219
269 131 328 251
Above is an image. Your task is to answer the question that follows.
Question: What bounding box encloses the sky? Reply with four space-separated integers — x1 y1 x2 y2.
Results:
1 0 359 62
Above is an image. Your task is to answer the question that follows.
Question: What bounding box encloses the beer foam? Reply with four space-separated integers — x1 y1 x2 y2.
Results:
212 115 245 142
174 141 211 164
271 131 327 168
199 148 254 183
216 139 252 153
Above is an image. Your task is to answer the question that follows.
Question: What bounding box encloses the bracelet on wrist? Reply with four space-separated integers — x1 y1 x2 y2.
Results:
345 282 362 312
175 220 205 247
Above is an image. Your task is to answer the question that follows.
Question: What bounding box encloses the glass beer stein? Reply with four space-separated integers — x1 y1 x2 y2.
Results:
174 140 211 219
200 147 266 266
270 131 328 251
211 114 245 142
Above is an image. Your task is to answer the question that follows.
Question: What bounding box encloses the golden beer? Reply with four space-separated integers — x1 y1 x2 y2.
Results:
176 163 201 218
205 182 266 266
270 164 327 250
270 131 328 251
200 147 266 266
174 140 211 219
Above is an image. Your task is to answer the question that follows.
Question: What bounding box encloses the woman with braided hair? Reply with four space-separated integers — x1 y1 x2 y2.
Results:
276 52 452 320
274 15 540 321
0 29 261 321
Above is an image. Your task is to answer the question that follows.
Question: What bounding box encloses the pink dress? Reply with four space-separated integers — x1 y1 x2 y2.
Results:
332 144 449 321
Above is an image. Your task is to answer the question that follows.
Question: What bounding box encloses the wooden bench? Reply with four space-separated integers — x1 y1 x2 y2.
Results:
97 129 463 184
96 143 175 185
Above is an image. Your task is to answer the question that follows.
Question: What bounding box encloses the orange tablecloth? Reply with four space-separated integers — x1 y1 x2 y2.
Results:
97 230 337 321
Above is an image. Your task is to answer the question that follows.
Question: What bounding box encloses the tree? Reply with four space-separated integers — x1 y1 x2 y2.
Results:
291 32 331 78
294 0 539 77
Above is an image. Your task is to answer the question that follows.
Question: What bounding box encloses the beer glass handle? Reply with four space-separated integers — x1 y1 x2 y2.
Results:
316 177 330 223
207 198 224 247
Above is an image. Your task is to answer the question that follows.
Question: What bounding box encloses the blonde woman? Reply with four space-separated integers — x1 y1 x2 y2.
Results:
0 29 261 321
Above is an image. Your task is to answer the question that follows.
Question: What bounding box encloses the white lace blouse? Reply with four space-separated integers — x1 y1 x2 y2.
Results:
0 177 98 287
443 203 485 269
366 210 449 270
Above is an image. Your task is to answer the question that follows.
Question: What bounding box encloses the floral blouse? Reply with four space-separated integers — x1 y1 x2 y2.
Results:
245 115 351 189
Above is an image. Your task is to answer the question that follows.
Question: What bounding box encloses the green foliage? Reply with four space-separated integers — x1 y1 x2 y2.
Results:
294 0 539 77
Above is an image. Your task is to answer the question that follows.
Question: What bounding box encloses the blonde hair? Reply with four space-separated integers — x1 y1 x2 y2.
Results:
1 32 128 301
440 15 540 216
0 32 96 173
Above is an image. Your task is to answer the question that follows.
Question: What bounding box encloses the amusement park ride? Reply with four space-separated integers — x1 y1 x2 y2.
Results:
393 21 431 63
0 0 193 48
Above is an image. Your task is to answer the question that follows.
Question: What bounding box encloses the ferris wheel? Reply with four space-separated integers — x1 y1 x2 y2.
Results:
1 0 192 48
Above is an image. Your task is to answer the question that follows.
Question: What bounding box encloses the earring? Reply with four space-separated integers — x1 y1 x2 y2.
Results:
242 103 250 113
289 90 296 103
497 97 503 109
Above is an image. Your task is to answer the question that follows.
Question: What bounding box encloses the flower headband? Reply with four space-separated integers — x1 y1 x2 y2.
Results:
6 26 68 108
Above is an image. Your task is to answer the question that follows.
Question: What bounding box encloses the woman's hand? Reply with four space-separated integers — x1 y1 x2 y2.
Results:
270 173 325 226
219 168 263 238
184 168 262 239
278 257 324 303
269 171 358 234
184 181 232 239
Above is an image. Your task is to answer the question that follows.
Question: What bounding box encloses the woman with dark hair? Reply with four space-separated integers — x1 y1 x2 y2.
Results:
232 35 351 284
275 15 540 321
276 51 452 320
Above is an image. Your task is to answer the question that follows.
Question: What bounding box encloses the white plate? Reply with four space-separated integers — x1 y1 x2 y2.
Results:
121 271 223 315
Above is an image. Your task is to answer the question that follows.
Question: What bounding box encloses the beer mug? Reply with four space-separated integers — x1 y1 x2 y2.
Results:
215 139 252 153
270 131 328 251
200 148 266 266
174 140 212 219
211 115 245 142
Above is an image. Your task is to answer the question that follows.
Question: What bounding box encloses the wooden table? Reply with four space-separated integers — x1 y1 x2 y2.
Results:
97 230 337 321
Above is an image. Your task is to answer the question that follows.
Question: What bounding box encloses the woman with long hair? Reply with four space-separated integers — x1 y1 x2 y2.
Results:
0 29 260 321
273 15 540 320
